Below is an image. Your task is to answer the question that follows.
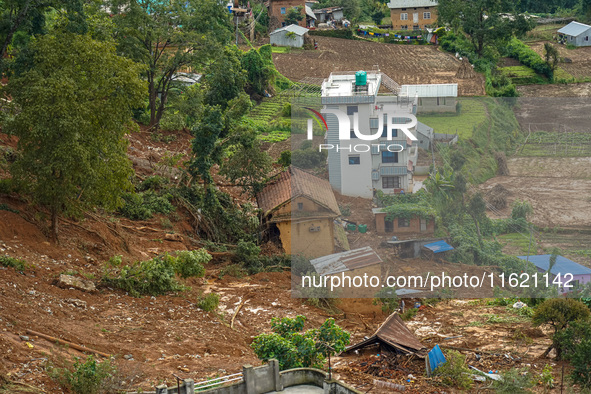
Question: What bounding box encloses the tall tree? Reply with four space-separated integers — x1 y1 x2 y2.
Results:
5 32 145 240
438 0 534 56
0 0 86 66
109 0 233 129
284 6 304 26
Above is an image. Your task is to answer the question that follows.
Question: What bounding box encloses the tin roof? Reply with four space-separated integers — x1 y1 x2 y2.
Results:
256 166 340 217
310 246 382 276
387 0 438 9
517 255 591 276
345 313 425 355
270 24 310 36
423 240 454 253
305 5 316 19
558 21 591 37
400 84 458 98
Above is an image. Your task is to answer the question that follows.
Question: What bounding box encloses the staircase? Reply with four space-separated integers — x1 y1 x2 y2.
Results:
380 73 401 95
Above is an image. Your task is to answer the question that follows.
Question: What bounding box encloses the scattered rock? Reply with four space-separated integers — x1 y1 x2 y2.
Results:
124 354 134 360
19 335 30 342
56 274 96 292
164 233 183 242
64 298 87 309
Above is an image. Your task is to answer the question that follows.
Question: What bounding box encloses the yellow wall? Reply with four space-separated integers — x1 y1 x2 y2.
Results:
277 218 335 259
390 6 437 30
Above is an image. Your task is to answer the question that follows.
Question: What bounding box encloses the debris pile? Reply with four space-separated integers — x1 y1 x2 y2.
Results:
456 58 476 79
486 184 511 210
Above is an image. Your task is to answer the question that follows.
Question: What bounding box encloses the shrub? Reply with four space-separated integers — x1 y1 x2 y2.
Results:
235 240 261 264
400 307 418 321
291 148 326 169
118 191 174 220
103 254 183 297
492 368 534 393
555 320 591 388
434 350 473 390
48 355 117 394
0 255 26 271
373 287 398 314
506 38 553 79
174 249 211 279
197 292 220 312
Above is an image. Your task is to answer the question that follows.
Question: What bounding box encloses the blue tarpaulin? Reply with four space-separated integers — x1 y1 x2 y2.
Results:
428 345 446 373
423 241 454 254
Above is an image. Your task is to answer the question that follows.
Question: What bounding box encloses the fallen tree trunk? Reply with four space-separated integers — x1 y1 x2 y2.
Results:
25 329 111 358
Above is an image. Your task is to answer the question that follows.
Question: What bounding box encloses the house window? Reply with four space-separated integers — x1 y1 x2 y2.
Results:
413 25 420 30
346 105 358 115
385 220 394 233
587 36 589 41
423 12 431 19
281 7 286 14
382 151 398 163
398 218 410 227
401 25 408 30
401 8 407 10
400 13 408 20
382 176 400 189
349 155 360 165
297 202 304 211
381 126 398 138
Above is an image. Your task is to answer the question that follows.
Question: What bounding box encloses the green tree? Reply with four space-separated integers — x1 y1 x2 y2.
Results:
437 0 534 57
554 320 591 388
543 42 560 73
219 137 272 197
371 9 386 25
511 199 533 220
467 193 487 248
0 0 86 65
284 6 304 26
251 315 350 370
5 32 145 240
532 298 590 358
110 0 233 129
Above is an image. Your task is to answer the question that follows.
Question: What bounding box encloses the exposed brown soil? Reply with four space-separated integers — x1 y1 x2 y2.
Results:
272 37 486 96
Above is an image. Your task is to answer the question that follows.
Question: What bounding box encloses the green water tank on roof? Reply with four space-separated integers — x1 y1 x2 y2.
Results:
355 70 367 86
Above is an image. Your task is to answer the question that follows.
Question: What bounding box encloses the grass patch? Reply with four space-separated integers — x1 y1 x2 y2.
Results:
498 232 537 255
271 46 292 53
518 130 591 157
417 98 488 140
500 65 546 85
0 255 26 271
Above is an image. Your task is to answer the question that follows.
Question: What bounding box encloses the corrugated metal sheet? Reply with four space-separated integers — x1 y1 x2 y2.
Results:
345 313 425 356
305 5 316 19
380 166 407 176
387 0 438 8
558 21 591 37
423 240 454 253
517 255 591 276
270 24 310 36
310 246 382 276
400 84 458 98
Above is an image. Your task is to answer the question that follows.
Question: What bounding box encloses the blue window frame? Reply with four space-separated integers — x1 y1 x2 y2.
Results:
349 155 360 165
281 7 286 14
382 151 398 163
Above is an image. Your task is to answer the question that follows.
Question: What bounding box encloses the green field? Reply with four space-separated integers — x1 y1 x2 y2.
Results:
500 65 546 85
417 98 488 139
519 130 591 157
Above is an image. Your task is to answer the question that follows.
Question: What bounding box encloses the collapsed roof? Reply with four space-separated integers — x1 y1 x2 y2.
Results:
344 313 426 357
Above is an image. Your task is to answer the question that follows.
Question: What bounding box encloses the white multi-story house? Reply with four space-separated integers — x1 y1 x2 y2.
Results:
321 71 419 199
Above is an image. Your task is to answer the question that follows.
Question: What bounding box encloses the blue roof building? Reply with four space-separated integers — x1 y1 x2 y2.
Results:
517 254 591 292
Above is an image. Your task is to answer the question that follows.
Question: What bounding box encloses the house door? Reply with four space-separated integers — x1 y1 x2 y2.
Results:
385 220 394 233
413 12 419 23
420 218 427 232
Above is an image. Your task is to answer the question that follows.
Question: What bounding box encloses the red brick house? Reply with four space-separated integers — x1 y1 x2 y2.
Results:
268 0 315 29
373 208 435 236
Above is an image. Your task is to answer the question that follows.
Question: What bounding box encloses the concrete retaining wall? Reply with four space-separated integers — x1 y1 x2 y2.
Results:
149 360 362 394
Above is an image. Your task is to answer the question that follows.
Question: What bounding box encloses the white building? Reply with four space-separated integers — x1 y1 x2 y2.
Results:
321 71 419 199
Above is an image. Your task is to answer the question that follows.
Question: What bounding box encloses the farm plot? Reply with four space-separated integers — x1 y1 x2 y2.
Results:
272 36 486 96
528 41 591 81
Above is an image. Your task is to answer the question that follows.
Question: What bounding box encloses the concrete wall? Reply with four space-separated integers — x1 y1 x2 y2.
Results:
150 361 362 394
390 6 437 30
273 197 337 259
418 97 456 113
375 212 434 235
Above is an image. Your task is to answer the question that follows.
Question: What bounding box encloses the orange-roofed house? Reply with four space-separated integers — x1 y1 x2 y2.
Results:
257 166 341 259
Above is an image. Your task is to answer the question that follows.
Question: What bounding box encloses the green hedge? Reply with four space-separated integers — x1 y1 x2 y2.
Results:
506 38 553 79
309 29 354 39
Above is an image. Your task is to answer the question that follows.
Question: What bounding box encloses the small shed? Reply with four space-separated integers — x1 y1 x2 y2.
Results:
270 24 310 48
422 240 453 259
558 21 591 47
344 313 426 356
517 254 591 292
